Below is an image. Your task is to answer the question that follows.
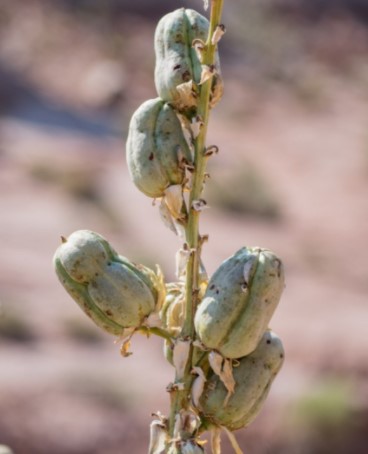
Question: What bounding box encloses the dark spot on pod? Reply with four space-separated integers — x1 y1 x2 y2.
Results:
266 339 271 344
208 382 216 391
175 34 184 44
149 152 154 161
182 70 191 82
280 354 284 359
106 310 113 316
215 289 220 295
210 284 215 290
173 64 181 70
107 262 112 266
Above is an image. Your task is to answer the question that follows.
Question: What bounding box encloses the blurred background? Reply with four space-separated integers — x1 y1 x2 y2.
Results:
1 0 368 452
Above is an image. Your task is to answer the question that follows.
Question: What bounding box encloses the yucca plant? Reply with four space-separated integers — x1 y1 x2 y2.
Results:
53 2 285 453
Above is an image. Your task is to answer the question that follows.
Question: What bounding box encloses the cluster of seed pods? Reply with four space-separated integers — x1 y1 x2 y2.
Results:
53 7 285 454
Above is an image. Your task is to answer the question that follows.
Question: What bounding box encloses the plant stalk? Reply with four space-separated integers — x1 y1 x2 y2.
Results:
168 0 224 448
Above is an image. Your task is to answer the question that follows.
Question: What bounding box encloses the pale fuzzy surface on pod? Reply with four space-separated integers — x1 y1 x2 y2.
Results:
194 247 284 358
54 230 164 335
154 8 223 111
200 331 284 431
57 230 114 283
126 98 192 198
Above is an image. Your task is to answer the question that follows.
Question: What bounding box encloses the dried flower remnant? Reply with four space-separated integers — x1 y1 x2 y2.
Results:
211 24 226 45
149 419 168 454
192 199 208 212
199 65 216 85
173 339 191 380
191 366 207 407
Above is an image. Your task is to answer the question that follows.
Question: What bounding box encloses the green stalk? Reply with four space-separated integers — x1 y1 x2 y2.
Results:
168 0 224 448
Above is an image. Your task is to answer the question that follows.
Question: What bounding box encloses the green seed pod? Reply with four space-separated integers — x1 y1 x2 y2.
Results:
54 230 165 335
194 247 284 359
199 331 284 431
126 97 192 199
154 8 223 112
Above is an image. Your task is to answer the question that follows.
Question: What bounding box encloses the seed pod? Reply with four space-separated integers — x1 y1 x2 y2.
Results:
54 230 165 335
199 331 284 431
194 247 284 359
154 8 223 112
126 98 192 198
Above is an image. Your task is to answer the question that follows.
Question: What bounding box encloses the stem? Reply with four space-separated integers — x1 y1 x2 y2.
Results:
138 326 173 343
168 0 224 446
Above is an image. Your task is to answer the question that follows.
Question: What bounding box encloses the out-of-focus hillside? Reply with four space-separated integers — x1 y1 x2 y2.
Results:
1 1 368 453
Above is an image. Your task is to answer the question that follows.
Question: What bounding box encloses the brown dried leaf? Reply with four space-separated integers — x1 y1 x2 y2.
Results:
209 351 224 376
191 367 206 407
159 198 177 234
190 116 204 139
164 185 183 220
222 359 236 406
192 199 208 212
199 65 215 85
192 39 206 62
120 338 133 357
176 80 197 110
148 420 167 454
211 24 226 45
173 339 191 380
209 352 236 406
